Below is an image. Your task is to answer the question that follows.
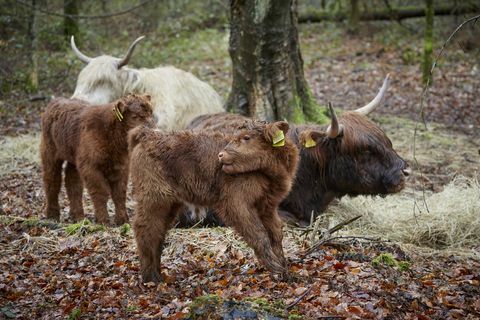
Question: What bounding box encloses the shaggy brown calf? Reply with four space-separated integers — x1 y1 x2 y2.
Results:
40 94 154 225
128 120 299 282
184 104 408 226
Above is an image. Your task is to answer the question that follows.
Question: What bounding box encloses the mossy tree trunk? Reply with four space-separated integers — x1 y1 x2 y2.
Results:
348 0 360 34
226 0 327 124
422 0 434 84
64 0 79 43
27 0 38 93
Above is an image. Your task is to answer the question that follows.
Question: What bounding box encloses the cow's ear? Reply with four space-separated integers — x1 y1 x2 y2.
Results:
301 130 322 148
265 121 289 146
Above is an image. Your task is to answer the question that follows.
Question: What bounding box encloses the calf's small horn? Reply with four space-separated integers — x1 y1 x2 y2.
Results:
326 102 343 139
354 73 390 116
117 36 146 69
71 36 92 63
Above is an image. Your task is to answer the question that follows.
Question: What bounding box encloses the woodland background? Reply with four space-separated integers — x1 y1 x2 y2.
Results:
0 0 479 319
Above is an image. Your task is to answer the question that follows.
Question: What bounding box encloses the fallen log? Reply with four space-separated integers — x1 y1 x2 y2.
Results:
299 5 479 23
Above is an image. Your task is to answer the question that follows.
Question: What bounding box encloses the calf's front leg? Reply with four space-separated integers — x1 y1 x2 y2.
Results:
109 172 129 226
80 167 111 224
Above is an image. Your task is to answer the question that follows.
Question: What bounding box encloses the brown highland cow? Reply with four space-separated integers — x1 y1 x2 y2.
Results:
40 94 154 225
128 120 299 282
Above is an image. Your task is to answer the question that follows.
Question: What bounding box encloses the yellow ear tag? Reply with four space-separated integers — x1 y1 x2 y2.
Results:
113 106 123 121
304 137 316 148
272 130 285 147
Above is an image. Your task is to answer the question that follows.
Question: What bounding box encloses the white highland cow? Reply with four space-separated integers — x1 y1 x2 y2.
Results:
70 36 224 130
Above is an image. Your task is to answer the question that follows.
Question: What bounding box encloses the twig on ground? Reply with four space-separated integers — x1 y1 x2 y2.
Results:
285 285 314 310
300 235 383 258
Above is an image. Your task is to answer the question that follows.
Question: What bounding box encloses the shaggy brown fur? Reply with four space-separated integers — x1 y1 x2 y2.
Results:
128 120 299 282
185 112 408 226
40 94 154 225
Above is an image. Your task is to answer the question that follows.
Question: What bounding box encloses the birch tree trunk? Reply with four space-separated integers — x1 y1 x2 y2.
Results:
227 0 326 123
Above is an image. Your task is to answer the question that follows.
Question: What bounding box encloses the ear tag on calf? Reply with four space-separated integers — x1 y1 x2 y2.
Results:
272 130 285 147
113 106 124 121
304 137 316 148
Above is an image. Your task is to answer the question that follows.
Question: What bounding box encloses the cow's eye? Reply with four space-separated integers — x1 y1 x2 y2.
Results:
242 135 250 141
131 115 138 119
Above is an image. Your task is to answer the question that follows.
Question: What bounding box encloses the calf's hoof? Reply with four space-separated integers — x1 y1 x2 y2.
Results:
44 208 60 221
70 211 85 222
141 270 163 284
94 215 109 225
114 214 129 226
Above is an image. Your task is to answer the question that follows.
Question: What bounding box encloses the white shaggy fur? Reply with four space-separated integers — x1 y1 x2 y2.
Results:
72 56 224 130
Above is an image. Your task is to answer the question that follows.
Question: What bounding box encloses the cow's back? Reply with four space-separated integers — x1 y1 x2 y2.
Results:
136 66 224 130
42 98 87 164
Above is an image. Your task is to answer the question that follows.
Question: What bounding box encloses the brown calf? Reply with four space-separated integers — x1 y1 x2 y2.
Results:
128 120 299 282
40 94 154 225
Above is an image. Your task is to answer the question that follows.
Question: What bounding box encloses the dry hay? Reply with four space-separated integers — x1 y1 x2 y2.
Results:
0 133 40 175
323 176 480 252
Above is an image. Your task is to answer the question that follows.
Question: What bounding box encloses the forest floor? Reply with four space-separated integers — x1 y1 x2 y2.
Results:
1 18 480 319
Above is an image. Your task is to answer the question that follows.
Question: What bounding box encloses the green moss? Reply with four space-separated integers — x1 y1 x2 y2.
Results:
188 294 222 319
290 98 306 124
398 261 411 271
64 219 105 236
244 297 285 316
126 305 138 313
118 223 131 236
372 253 397 267
303 89 329 124
372 253 411 272
68 308 81 320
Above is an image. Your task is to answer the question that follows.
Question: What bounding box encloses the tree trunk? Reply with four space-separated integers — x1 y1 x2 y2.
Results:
348 0 360 34
27 0 38 93
227 0 326 123
422 0 434 84
64 0 79 43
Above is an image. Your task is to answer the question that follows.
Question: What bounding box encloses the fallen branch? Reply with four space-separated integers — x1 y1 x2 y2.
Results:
286 285 314 309
300 235 382 258
299 5 479 23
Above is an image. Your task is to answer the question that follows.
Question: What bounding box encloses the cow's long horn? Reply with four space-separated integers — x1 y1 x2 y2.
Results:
117 36 145 69
70 36 92 63
354 73 390 116
326 102 343 139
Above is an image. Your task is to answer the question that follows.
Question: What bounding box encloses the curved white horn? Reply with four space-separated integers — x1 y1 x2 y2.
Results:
326 102 343 139
354 73 390 116
70 36 92 63
117 36 146 69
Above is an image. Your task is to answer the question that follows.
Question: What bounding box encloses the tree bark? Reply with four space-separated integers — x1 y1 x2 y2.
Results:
422 0 434 84
299 4 478 23
348 0 359 34
227 0 326 123
64 0 79 43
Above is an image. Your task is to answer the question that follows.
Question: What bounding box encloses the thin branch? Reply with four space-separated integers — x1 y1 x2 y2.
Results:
16 0 153 20
286 285 314 309
412 14 480 217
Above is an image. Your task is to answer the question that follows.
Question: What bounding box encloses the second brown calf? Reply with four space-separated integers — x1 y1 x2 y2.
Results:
129 120 299 282
40 94 154 225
